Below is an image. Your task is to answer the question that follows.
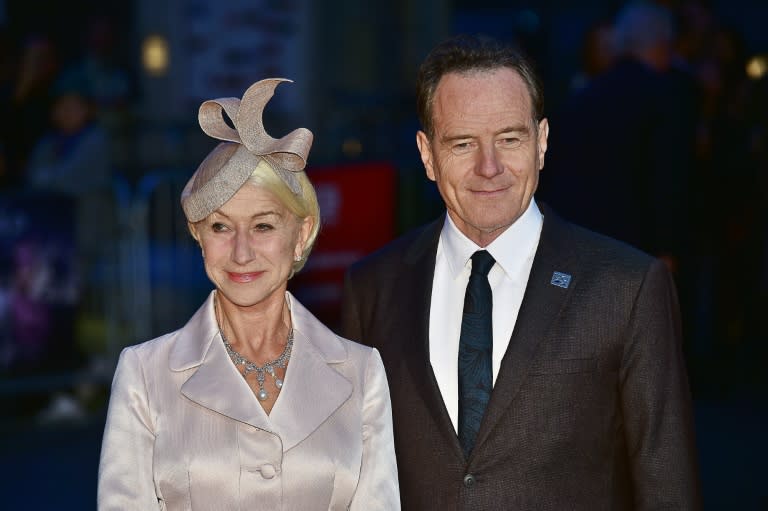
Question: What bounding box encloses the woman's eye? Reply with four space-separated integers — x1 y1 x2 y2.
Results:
255 223 274 231
211 222 228 232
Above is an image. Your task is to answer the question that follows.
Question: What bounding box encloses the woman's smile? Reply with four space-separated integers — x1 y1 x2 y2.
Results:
227 271 264 283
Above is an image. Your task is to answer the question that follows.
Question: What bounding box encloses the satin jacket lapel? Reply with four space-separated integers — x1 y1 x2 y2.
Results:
269 294 353 451
172 292 274 433
473 205 582 453
400 217 465 458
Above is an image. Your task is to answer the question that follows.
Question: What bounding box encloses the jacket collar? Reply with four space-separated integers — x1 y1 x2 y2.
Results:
268 293 352 450
399 217 467 457
472 203 581 457
171 291 352 451
440 200 543 281
168 291 220 371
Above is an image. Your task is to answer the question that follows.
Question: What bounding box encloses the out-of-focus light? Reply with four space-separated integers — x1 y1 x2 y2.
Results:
342 138 362 158
142 35 169 76
746 55 767 80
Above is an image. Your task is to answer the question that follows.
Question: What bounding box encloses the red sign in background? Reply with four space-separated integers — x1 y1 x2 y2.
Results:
289 161 397 330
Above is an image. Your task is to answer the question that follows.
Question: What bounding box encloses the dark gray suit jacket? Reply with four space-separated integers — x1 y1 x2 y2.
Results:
340 204 700 510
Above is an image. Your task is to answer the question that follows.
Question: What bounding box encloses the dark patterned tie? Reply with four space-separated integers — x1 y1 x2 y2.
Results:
458 250 495 458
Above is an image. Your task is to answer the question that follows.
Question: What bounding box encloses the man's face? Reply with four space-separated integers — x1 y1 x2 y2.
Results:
417 68 549 246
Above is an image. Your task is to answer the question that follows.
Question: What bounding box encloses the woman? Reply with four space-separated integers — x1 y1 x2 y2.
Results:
98 78 399 510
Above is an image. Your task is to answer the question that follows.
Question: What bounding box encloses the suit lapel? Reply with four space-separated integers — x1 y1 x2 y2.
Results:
173 293 274 433
473 205 582 453
173 291 353 447
269 295 352 451
399 217 466 458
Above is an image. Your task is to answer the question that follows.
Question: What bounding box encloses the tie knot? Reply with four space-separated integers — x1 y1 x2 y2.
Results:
470 250 495 277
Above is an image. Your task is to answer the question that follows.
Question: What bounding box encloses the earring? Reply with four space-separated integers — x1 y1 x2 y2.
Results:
294 254 302 262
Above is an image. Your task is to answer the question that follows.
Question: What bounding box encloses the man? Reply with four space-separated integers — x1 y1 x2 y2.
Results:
340 34 700 509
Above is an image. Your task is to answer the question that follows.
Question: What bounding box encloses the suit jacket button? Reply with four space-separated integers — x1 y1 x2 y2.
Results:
260 464 277 479
463 474 476 488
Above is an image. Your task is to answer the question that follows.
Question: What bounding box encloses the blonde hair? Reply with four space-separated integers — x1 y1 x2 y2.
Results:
247 158 320 276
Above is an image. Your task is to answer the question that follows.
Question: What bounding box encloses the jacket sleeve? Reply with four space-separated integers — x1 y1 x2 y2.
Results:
620 258 701 509
98 347 162 510
350 348 400 510
340 269 364 344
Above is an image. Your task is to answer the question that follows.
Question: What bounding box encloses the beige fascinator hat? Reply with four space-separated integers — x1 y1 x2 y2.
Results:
181 78 313 223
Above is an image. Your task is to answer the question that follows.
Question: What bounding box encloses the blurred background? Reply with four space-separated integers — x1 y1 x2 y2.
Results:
0 0 765 508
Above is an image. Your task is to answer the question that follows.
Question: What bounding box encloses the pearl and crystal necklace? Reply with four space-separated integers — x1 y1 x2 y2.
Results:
221 328 293 401
215 295 293 402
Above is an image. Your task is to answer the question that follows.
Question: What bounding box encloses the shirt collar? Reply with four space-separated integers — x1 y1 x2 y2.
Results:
440 199 543 279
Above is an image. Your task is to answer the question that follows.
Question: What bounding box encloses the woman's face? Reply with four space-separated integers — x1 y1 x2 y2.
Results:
193 183 313 309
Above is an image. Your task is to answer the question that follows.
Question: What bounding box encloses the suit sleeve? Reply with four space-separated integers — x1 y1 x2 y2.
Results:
340 269 364 344
98 347 161 510
620 259 701 509
350 348 400 510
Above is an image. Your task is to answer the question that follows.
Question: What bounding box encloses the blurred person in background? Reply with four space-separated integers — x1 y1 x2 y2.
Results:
98 78 399 510
12 73 113 421
24 75 114 336
3 33 60 187
542 0 697 271
58 13 131 113
540 0 702 377
25 76 112 204
677 3 766 377
56 12 133 167
567 17 616 93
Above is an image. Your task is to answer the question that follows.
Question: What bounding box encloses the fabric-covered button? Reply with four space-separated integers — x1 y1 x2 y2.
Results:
260 464 277 479
463 473 476 488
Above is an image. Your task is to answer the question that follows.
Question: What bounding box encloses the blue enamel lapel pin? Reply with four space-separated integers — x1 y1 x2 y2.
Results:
550 271 572 289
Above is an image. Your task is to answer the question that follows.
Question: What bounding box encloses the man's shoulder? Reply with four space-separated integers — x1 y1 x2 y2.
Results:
545 205 656 270
572 222 651 260
347 216 442 276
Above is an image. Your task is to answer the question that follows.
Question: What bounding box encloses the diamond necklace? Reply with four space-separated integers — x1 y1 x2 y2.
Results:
221 329 293 401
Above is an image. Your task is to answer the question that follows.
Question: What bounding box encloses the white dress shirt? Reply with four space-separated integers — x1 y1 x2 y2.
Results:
429 200 543 432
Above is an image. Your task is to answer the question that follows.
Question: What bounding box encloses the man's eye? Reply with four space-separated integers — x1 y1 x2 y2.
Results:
499 137 521 147
451 142 474 155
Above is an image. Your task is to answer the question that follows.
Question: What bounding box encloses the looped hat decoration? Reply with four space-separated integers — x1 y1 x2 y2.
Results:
181 78 313 222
